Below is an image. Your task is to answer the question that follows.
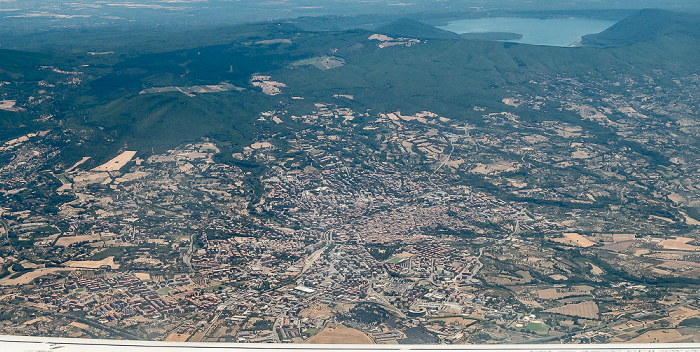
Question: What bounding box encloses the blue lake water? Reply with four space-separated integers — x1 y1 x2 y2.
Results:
438 17 618 47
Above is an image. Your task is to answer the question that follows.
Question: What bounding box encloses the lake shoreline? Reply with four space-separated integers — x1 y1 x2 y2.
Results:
438 17 618 47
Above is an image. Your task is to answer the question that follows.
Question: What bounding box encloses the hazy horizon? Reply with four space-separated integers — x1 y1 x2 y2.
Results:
1 0 699 33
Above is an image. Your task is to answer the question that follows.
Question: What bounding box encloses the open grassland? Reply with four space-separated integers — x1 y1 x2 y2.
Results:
526 322 548 332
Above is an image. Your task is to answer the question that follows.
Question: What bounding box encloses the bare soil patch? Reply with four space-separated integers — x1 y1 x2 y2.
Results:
659 237 700 251
188 331 205 342
0 267 75 285
628 329 687 343
165 332 191 342
537 285 593 300
306 324 373 344
601 241 635 252
545 301 598 319
92 151 137 172
56 234 101 246
134 272 151 281
300 302 333 319
612 234 636 242
69 322 90 330
553 233 595 247
64 256 119 269
669 306 700 319
590 264 604 275
660 260 700 270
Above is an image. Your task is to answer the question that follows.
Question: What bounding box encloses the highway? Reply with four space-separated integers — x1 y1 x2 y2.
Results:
298 230 332 279
183 234 195 271
366 285 407 319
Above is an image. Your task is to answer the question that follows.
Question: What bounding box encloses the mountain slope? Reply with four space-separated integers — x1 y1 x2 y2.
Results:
582 8 700 46
5 10 699 162
84 91 275 156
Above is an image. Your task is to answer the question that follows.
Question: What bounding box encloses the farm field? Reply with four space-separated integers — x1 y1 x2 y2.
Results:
553 233 596 247
537 285 593 300
545 301 599 319
659 237 700 251
55 234 101 246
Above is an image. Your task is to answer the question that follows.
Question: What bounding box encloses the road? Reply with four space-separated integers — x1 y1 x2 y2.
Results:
183 234 195 271
428 135 455 186
198 310 222 342
198 297 240 342
272 312 287 343
0 216 14 252
298 230 332 279
366 284 407 319
467 247 485 281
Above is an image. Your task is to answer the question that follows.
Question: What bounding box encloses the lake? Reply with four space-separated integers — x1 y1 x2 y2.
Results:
437 17 618 47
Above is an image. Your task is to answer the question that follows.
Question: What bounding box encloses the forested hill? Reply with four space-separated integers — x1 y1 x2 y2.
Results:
582 8 700 46
1 8 699 164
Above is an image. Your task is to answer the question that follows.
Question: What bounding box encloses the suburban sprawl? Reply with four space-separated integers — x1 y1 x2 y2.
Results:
0 5 699 346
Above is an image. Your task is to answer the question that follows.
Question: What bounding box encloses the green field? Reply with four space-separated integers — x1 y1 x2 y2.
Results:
526 322 548 332
88 247 123 261
157 287 174 295
302 328 321 337
387 257 404 264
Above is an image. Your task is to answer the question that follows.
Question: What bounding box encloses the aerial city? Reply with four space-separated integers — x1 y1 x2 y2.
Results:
0 0 699 345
